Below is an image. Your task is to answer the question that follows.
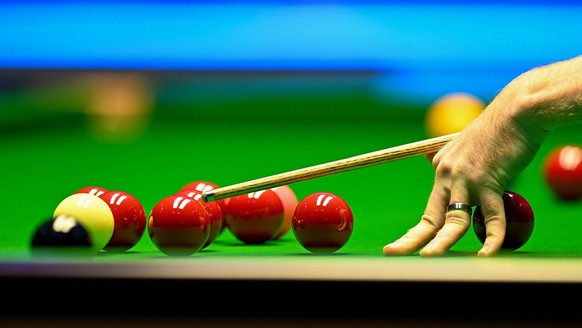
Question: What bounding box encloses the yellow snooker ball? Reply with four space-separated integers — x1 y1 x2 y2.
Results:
53 193 115 252
425 92 485 138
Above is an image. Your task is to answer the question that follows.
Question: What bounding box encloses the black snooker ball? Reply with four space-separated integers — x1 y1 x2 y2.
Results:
472 190 534 251
31 215 93 255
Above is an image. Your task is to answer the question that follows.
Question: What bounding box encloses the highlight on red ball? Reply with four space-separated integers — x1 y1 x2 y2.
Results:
291 192 354 254
74 186 109 197
179 180 220 194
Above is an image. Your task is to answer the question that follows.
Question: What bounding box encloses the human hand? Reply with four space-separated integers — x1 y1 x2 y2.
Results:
384 84 547 257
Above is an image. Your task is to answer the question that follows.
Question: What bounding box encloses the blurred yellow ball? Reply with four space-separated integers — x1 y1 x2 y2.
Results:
425 92 485 138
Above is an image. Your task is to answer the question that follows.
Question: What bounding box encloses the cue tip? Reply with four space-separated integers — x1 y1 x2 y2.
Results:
201 190 215 202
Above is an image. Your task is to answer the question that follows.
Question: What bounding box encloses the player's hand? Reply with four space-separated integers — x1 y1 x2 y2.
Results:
383 82 548 257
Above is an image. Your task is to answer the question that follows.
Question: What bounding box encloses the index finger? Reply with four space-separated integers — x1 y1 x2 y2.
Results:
383 184 449 256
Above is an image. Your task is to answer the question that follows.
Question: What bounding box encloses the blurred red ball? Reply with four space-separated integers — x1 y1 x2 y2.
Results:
543 145 582 201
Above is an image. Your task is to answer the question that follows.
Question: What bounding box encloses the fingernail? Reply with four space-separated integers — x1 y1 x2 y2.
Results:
389 240 403 247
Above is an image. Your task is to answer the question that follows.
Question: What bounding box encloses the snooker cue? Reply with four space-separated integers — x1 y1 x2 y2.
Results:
201 132 459 202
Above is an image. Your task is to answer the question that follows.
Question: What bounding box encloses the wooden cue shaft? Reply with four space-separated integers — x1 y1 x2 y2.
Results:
201 132 458 202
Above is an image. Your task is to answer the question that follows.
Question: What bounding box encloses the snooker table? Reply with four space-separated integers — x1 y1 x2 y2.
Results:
2 71 582 326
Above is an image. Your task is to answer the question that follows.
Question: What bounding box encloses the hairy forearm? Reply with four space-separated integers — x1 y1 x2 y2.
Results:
515 55 582 131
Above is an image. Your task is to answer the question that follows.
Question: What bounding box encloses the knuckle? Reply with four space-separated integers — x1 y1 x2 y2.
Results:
420 213 444 231
444 213 471 228
434 160 452 178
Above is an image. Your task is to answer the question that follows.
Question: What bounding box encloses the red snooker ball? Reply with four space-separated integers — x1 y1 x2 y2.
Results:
176 189 223 248
473 190 534 251
292 192 354 253
99 190 147 252
543 145 582 201
179 180 219 193
179 180 228 233
223 189 285 244
74 186 108 197
148 194 210 256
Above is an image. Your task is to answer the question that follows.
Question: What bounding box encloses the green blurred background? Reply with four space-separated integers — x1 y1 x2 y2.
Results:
2 1 582 257
2 69 582 257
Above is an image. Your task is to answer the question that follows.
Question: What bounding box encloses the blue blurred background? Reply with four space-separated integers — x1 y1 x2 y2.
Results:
1 1 581 102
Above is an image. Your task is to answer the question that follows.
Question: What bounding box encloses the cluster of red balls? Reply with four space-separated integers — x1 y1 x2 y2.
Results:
148 181 354 255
